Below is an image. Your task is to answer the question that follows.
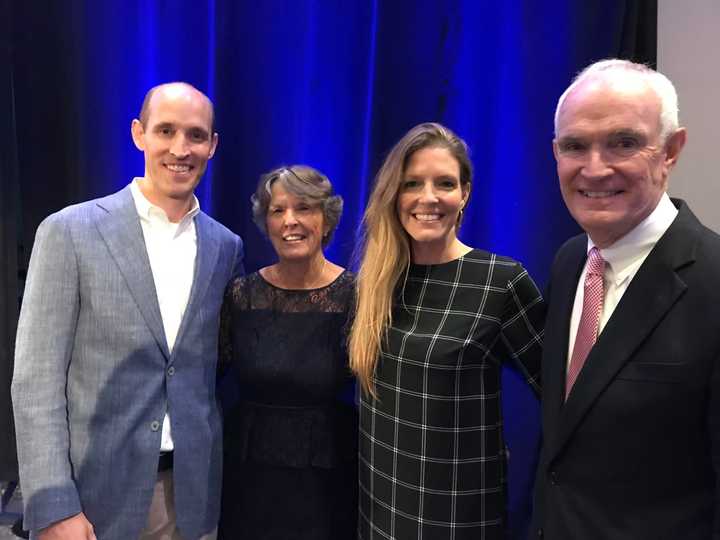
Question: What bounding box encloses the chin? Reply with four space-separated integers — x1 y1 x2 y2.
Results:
574 208 616 228
410 230 451 244
277 248 315 261
410 234 452 249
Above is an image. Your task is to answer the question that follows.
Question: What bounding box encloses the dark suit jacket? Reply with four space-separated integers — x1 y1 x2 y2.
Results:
533 200 720 540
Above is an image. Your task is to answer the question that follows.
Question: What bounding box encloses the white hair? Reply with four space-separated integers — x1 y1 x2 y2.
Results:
554 59 680 142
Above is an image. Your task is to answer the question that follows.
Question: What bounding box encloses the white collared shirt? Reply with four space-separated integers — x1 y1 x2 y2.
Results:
130 179 199 451
567 193 678 367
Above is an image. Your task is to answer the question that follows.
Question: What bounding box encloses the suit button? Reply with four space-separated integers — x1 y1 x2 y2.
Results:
150 420 160 431
167 366 175 376
550 471 559 485
537 528 543 538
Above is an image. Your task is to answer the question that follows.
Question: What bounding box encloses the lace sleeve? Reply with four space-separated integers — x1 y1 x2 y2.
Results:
217 279 235 378
341 273 357 347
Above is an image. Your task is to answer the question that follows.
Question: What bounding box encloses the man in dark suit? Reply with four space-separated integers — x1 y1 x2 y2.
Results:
533 59 720 539
12 83 243 540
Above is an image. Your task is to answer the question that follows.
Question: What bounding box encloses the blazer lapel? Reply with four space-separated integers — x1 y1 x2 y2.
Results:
543 236 587 448
94 187 170 360
551 202 697 459
171 212 220 360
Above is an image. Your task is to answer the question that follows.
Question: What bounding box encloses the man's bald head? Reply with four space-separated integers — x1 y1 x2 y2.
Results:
138 82 215 133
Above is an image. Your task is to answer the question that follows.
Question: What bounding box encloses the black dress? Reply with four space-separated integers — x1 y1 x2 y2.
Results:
217 270 358 540
359 249 544 540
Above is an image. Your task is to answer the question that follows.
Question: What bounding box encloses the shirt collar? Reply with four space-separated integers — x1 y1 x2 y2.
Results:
130 178 200 225
587 192 678 286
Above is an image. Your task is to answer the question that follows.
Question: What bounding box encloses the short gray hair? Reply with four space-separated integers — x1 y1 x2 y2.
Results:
554 59 680 142
251 165 343 247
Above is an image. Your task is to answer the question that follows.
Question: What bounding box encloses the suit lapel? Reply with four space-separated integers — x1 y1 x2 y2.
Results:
543 236 587 448
171 212 220 360
550 202 698 459
94 187 170 359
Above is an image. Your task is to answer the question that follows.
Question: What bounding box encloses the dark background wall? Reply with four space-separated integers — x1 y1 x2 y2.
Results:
1 1 656 536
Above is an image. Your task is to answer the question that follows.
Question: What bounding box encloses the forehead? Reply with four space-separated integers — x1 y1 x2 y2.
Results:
405 146 460 174
557 78 661 137
269 181 308 204
146 86 213 130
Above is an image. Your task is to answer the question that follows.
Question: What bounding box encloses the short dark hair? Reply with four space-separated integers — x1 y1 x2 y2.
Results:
251 165 343 247
138 82 215 133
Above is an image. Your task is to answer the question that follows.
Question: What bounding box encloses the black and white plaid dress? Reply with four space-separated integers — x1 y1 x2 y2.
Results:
359 249 544 540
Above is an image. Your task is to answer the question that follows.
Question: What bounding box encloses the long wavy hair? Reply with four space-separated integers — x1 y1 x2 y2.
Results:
349 122 473 397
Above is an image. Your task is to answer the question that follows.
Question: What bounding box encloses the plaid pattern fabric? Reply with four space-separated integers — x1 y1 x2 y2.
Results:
359 249 544 540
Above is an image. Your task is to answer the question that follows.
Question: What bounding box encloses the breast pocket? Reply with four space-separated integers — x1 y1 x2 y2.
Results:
615 361 687 384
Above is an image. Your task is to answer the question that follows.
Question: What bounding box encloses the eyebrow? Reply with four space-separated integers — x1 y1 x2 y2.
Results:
557 128 646 142
152 123 210 138
607 129 646 139
403 174 458 180
555 135 584 147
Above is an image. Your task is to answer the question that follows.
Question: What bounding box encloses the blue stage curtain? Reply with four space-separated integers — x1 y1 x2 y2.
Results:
6 1 656 536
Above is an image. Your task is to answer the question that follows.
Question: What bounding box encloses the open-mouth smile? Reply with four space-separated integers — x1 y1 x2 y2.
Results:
282 234 306 242
579 190 622 198
164 163 193 173
413 213 443 222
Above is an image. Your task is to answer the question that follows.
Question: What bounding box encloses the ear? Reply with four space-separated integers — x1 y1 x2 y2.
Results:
461 183 470 206
208 132 219 159
131 119 146 151
664 128 687 170
552 139 560 162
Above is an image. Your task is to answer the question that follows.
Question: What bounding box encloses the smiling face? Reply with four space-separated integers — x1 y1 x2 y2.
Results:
131 84 217 212
554 78 686 247
266 182 327 263
396 146 469 263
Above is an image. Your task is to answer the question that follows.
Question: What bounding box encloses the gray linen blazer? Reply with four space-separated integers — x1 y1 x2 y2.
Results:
12 186 244 540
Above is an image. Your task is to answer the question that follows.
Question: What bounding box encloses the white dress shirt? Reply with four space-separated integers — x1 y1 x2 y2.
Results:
130 179 199 451
567 193 678 367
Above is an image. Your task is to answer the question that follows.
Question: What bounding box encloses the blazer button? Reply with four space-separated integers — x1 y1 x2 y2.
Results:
150 420 160 431
167 366 175 376
550 471 559 485
537 528 544 538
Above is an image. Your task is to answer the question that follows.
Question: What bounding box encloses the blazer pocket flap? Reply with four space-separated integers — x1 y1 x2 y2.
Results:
616 361 686 384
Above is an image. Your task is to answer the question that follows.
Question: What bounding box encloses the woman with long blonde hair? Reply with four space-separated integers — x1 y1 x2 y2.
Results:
350 123 544 539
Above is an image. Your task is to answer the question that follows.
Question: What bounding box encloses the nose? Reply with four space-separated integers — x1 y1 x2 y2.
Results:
169 133 190 158
581 148 613 179
419 182 440 203
282 209 298 226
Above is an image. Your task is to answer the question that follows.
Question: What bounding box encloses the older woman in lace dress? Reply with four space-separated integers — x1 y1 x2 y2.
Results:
217 166 357 539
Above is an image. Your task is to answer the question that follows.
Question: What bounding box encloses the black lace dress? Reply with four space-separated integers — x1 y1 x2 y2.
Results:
217 270 357 540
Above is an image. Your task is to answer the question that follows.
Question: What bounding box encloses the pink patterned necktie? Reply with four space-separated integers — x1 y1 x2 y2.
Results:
566 247 606 398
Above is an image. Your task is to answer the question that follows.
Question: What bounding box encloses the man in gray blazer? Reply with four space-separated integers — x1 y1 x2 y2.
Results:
12 82 244 540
